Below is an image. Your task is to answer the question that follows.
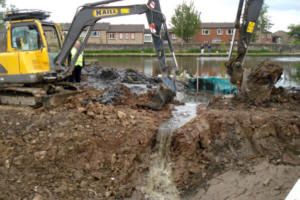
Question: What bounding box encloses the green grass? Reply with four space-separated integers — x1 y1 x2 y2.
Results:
84 49 296 55
85 49 156 54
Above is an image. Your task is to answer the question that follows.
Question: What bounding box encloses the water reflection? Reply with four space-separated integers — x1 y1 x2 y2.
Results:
87 56 300 88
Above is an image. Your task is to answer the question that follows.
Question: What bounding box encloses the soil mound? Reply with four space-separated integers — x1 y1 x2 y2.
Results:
171 94 300 198
0 86 171 200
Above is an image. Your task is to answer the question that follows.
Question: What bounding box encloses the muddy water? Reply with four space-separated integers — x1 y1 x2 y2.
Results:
87 56 300 89
141 95 199 200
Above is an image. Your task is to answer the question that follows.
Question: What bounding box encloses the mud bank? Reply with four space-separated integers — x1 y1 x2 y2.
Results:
171 91 300 199
0 87 171 200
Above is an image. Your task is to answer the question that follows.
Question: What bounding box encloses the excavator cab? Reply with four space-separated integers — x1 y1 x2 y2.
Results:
0 11 64 84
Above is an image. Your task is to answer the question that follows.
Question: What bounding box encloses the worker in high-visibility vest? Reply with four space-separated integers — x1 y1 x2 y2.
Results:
70 41 84 82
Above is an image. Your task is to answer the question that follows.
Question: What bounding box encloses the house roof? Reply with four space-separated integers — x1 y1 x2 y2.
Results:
60 23 110 31
201 22 234 29
108 24 144 33
60 23 145 33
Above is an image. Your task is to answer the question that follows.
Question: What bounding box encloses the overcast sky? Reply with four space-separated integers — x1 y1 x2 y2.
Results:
6 0 300 32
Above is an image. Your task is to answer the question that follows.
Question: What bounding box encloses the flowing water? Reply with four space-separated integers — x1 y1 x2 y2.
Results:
140 93 202 200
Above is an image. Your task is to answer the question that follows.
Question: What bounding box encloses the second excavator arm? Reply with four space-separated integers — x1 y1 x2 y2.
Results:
226 0 264 88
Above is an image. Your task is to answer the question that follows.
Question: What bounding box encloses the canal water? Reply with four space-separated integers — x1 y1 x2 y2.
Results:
87 56 300 89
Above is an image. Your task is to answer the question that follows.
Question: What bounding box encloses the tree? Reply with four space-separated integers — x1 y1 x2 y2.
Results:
0 0 5 29
253 4 273 41
288 24 300 44
171 1 201 43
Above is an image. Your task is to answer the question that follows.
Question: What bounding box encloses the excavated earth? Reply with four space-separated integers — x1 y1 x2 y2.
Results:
171 88 300 200
0 67 172 200
0 87 172 200
0 64 299 200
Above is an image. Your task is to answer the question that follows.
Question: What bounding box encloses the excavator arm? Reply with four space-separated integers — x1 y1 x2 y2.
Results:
52 0 178 92
226 0 264 87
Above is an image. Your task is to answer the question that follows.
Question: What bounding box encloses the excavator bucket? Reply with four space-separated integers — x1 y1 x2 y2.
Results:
226 0 264 87
144 0 177 110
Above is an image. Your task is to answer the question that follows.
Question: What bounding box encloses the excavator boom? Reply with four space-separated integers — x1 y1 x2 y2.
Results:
53 0 177 92
226 0 264 87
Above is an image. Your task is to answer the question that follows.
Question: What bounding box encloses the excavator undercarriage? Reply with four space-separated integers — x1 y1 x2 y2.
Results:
0 82 79 107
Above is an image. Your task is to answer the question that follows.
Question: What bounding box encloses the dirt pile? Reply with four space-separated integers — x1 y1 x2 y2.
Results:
0 86 171 200
241 60 283 104
82 66 161 92
170 93 300 199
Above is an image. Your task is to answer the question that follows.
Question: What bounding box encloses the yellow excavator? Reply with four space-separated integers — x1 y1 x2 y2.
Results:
0 0 178 107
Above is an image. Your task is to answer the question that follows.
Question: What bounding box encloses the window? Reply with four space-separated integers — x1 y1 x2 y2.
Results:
120 33 123 40
11 24 42 51
261 34 265 39
109 33 115 39
144 33 152 42
125 33 129 39
217 29 223 35
131 33 135 40
42 25 61 67
43 25 60 52
227 29 234 35
172 33 176 39
91 31 100 37
202 29 210 35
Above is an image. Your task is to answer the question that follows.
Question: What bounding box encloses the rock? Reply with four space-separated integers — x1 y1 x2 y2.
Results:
34 151 47 160
33 194 43 200
77 107 86 113
263 178 271 186
87 111 95 117
5 159 10 169
105 191 112 198
117 111 127 120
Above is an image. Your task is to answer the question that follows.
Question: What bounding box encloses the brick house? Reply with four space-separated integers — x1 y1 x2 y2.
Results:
255 31 273 44
107 24 144 44
193 23 236 44
61 23 145 45
144 29 183 44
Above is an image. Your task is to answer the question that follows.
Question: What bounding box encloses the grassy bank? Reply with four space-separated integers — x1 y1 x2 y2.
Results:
84 49 300 57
